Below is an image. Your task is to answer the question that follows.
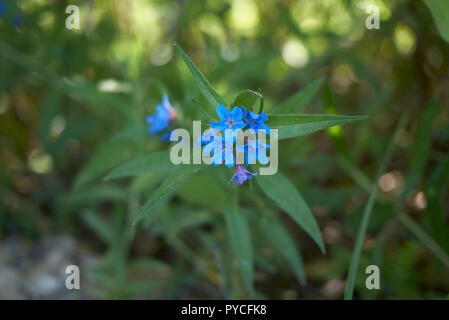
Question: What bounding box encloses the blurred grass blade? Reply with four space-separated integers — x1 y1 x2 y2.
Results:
257 172 325 253
82 210 115 245
426 154 449 252
402 100 439 197
74 139 141 190
423 0 449 43
266 114 368 140
224 191 255 296
104 151 175 180
132 165 202 226
174 44 227 117
399 211 449 269
60 184 128 206
261 213 306 285
324 83 350 159
344 116 406 300
276 77 325 113
0 41 132 117
232 89 263 112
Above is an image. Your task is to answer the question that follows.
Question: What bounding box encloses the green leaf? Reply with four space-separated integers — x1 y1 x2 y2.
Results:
426 154 449 253
60 184 128 206
177 173 225 208
261 213 306 285
73 139 140 190
224 191 254 296
132 165 202 226
276 77 325 113
266 114 368 140
174 44 227 118
232 89 263 113
403 100 439 196
82 210 115 245
104 151 175 181
424 0 449 43
257 172 325 253
344 115 406 300
0 41 133 117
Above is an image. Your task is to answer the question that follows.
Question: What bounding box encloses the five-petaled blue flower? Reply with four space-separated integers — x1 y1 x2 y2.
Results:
236 139 270 165
210 105 246 132
228 164 258 185
199 104 271 185
203 134 235 167
146 95 177 136
242 107 270 134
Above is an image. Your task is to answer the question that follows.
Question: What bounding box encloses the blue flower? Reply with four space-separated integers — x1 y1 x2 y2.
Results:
160 130 172 142
203 134 235 167
12 15 22 28
242 107 270 134
236 138 270 165
210 105 246 132
0 2 5 17
146 95 176 135
228 164 258 185
196 128 221 146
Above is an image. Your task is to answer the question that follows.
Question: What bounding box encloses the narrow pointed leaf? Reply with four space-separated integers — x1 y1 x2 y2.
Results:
266 114 368 140
261 213 306 285
403 100 439 196
344 115 406 300
82 210 115 245
224 192 254 296
175 44 227 118
277 77 325 113
257 172 325 253
104 151 175 180
132 165 202 226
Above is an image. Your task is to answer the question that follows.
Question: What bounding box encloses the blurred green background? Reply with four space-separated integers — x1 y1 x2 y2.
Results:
0 0 448 299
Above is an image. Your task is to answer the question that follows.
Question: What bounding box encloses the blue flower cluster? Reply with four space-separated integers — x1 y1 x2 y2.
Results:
0 1 23 28
200 104 271 185
146 95 177 141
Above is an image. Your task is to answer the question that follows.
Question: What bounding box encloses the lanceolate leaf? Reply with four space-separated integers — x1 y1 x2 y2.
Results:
257 172 325 253
175 44 227 118
426 154 449 253
266 114 368 140
224 191 255 296
261 213 306 285
403 100 439 197
104 150 175 181
423 0 449 43
277 77 325 113
344 115 407 300
132 165 202 226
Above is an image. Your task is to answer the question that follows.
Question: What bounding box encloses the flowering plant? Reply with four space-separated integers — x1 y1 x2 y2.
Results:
105 45 367 296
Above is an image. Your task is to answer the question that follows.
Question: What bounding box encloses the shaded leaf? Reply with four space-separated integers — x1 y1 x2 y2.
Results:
403 100 439 196
175 44 226 118
424 0 449 43
261 213 306 285
257 172 325 253
82 210 115 245
132 165 202 226
277 77 325 113
104 151 175 181
224 191 254 296
266 114 368 140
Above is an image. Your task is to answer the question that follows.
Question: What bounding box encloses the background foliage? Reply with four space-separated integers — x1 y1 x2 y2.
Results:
1 0 448 299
